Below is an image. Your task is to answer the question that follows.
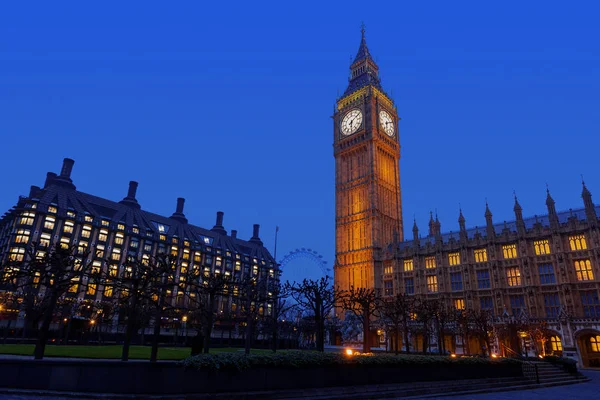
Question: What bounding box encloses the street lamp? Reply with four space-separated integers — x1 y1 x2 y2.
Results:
182 316 188 346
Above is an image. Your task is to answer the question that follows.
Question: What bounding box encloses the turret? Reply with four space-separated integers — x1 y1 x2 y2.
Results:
582 178 597 226
546 185 559 230
485 201 496 240
514 193 525 235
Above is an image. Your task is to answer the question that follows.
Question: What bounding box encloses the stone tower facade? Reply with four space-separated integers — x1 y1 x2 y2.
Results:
333 28 403 292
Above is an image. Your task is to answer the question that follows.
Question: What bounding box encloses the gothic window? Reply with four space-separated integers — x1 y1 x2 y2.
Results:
403 259 413 272
425 256 436 269
550 336 563 352
480 297 493 312
502 244 517 259
574 259 594 281
427 275 438 293
581 291 600 318
509 295 525 315
590 336 600 353
569 235 587 251
544 293 560 318
538 264 556 285
405 278 414 295
384 265 393 275
534 240 551 255
384 280 393 296
477 270 491 289
474 248 487 263
454 299 465 310
506 267 521 287
448 252 460 266
450 272 463 291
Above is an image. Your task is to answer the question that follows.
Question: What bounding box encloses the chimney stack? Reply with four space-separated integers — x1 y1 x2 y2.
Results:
119 181 141 209
44 172 57 188
249 224 263 245
53 158 76 189
169 197 188 224
211 211 227 235
231 230 237 239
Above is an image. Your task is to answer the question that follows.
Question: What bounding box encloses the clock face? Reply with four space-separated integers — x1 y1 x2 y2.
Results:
340 109 363 136
379 110 395 137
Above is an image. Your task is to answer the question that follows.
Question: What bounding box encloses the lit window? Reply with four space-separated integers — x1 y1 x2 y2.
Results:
235 261 241 271
172 237 178 244
59 236 70 249
69 278 80 293
84 215 94 222
132 226 139 234
117 224 125 231
384 265 393 274
130 239 139 249
44 216 55 230
405 278 414 294
143 243 152 252
98 229 108 242
502 244 517 259
104 283 113 298
544 293 560 318
403 259 414 271
450 272 463 291
425 256 436 269
454 298 465 310
591 336 600 352
63 221 75 234
91 261 102 275
87 283 97 296
477 270 490 289
506 267 521 287
15 229 31 244
550 336 563 352
194 252 202 263
114 233 124 246
171 246 179 257
95 244 105 258
574 259 594 281
159 234 167 241
111 248 121 261
67 210 76 218
39 233 51 247
581 291 600 318
534 240 551 255
109 264 118 277
448 252 460 266
183 249 190 260
48 205 57 213
538 264 556 284
427 275 438 293
81 225 92 238
101 220 110 227
8 247 25 262
569 235 587 251
18 211 35 225
474 248 487 263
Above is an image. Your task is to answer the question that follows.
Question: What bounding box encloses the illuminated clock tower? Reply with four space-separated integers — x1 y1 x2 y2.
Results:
334 27 403 292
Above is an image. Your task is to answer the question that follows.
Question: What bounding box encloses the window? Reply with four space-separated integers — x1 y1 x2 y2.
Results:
48 205 57 213
425 256 436 269
591 336 600 352
111 248 121 261
509 295 525 315
581 291 600 318
550 336 563 352
101 220 110 227
66 210 76 218
450 272 463 291
104 284 113 298
159 234 166 241
403 259 413 272
384 280 393 296
109 264 118 277
63 221 74 234
477 270 491 289
544 293 560 318
59 236 70 249
574 259 594 281
427 275 438 293
534 240 551 255
448 252 460 266
15 229 30 244
569 235 587 251
405 278 414 295
87 283 97 296
506 267 521 287
117 224 125 231
84 215 93 222
480 297 493 311
502 244 517 259
474 248 488 263
8 247 25 262
81 225 92 238
132 226 139 234
454 298 465 310
39 233 51 247
68 278 79 293
95 244 105 258
538 264 556 284
44 216 55 230
114 233 124 246
19 211 35 225
98 229 108 242
77 241 88 255
130 238 139 249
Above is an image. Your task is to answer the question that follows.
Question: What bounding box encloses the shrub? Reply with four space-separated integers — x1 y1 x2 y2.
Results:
181 351 521 371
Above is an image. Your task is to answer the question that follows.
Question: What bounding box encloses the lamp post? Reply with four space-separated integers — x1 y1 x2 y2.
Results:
182 315 188 346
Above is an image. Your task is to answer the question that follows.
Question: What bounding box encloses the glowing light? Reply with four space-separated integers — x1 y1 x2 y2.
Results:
345 349 354 356
90 320 96 325
538 355 543 359
182 316 188 322
451 354 457 358
491 354 498 358
63 318 68 322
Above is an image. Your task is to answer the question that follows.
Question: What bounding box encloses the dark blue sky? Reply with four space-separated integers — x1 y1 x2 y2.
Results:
1 1 599 282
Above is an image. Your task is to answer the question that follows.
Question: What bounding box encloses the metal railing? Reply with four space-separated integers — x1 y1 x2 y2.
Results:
501 344 539 384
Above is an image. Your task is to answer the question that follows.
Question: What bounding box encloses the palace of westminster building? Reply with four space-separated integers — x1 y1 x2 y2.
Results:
334 28 600 367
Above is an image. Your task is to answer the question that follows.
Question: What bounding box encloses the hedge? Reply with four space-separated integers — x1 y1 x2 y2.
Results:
182 350 522 371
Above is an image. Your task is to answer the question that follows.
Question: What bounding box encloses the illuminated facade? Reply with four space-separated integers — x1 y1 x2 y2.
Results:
0 158 277 335
334 30 600 367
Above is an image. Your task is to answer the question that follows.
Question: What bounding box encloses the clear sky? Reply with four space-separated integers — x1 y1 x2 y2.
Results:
1 1 599 282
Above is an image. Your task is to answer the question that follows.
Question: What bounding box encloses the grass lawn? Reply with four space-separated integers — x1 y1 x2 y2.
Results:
0 344 274 360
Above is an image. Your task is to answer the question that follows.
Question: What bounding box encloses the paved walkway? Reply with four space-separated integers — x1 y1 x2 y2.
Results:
421 369 600 400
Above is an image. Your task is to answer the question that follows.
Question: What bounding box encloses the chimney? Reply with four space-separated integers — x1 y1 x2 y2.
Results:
211 211 227 235
60 158 75 179
231 230 237 239
53 158 76 189
249 224 263 245
29 186 41 198
44 172 57 188
119 181 141 209
169 197 188 224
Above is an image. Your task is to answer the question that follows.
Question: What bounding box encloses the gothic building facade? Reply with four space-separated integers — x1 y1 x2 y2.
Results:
334 30 600 368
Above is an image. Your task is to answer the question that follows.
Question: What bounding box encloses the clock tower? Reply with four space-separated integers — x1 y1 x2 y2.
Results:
334 28 403 292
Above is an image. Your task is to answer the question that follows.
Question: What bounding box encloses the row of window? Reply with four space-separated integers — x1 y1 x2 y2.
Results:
400 236 589 272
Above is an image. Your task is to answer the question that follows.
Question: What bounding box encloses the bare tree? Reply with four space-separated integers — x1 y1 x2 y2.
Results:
413 297 437 354
238 276 268 355
262 280 294 352
381 293 414 354
432 299 455 355
471 309 495 356
339 286 383 353
288 276 337 352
